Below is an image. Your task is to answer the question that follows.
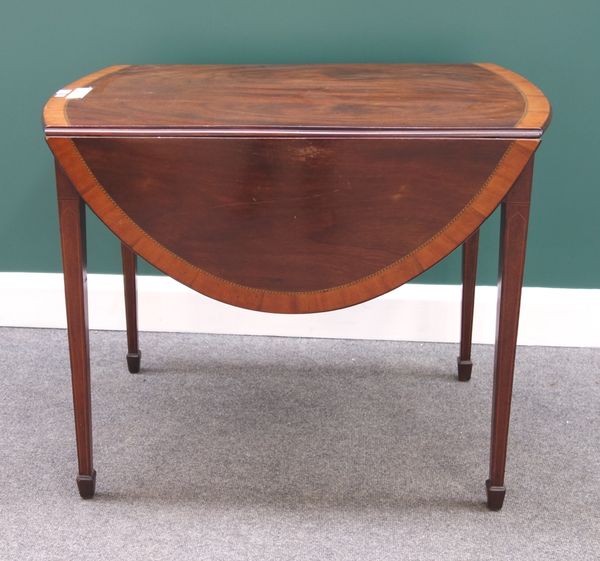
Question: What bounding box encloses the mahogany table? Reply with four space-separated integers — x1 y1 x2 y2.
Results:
43 63 551 510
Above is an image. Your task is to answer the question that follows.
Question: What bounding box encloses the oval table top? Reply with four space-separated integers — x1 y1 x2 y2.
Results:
44 63 550 137
45 63 549 313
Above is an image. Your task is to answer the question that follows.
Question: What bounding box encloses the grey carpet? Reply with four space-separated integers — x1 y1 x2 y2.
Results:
0 327 598 561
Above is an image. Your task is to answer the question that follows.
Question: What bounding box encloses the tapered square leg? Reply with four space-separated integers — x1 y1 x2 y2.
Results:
457 229 479 381
487 159 534 511
121 243 141 373
56 162 96 499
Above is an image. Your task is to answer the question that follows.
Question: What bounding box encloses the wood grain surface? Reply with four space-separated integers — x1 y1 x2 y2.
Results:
43 64 550 135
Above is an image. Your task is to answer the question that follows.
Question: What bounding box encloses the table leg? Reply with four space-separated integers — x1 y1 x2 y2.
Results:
486 158 534 511
121 243 141 373
56 163 96 499
457 229 479 381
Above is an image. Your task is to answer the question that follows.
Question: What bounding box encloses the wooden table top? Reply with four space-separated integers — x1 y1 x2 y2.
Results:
46 63 549 313
44 64 550 137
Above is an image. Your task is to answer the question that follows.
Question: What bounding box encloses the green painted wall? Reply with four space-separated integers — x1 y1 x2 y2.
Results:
1 0 598 287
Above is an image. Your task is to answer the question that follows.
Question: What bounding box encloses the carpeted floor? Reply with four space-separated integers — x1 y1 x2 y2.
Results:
0 327 598 560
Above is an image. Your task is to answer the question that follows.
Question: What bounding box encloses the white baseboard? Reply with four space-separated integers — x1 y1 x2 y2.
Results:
0 272 598 347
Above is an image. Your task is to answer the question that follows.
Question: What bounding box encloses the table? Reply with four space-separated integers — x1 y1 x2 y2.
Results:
43 63 551 510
